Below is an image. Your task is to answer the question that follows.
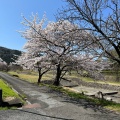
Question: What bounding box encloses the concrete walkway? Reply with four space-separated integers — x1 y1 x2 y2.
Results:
0 72 120 120
72 85 120 103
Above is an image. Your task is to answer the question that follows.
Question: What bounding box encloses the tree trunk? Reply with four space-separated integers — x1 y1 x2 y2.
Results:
53 64 61 86
38 68 42 84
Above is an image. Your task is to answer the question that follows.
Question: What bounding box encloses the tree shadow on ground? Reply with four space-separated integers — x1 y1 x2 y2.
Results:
1 101 23 108
41 85 119 115
32 81 120 118
17 109 74 120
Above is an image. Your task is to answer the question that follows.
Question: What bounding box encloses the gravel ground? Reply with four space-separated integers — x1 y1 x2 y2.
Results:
0 72 120 120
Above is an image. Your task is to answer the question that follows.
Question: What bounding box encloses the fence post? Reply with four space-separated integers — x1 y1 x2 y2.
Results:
0 89 2 106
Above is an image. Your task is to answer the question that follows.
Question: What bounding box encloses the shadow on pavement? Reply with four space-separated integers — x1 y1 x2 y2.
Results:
45 88 119 115
17 109 74 120
1 101 22 108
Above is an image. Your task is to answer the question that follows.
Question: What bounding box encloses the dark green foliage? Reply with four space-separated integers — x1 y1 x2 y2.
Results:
0 46 21 64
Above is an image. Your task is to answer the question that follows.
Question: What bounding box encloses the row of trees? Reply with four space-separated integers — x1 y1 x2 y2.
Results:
0 58 8 71
0 58 22 71
16 14 109 85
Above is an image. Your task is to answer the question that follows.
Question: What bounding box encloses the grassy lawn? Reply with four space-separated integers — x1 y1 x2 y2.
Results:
79 76 120 86
8 70 120 86
8 71 54 83
0 79 22 110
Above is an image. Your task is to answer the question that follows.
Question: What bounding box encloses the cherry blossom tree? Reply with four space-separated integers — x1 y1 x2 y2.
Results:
16 52 51 84
18 14 109 86
75 55 109 80
57 0 120 65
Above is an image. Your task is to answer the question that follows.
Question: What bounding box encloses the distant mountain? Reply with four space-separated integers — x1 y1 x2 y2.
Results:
0 46 21 64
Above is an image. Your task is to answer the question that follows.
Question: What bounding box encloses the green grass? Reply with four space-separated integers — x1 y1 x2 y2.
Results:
0 79 24 110
0 106 17 110
105 104 120 112
102 70 120 75
8 71 38 83
79 76 120 86
8 70 120 87
8 70 120 85
8 71 53 83
0 79 19 99
8 70 120 86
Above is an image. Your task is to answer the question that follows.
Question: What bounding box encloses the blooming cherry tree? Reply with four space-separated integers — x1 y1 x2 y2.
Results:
18 14 109 86
16 52 51 84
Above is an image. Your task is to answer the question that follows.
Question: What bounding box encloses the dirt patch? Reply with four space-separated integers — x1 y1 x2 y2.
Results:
4 97 15 102
22 103 41 109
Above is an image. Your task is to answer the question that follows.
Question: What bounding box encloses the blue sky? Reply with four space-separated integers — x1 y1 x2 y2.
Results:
0 0 66 50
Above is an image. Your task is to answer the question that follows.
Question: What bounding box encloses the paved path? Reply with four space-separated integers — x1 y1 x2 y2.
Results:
0 72 120 120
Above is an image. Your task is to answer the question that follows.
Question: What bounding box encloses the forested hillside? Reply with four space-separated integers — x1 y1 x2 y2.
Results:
0 46 21 64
